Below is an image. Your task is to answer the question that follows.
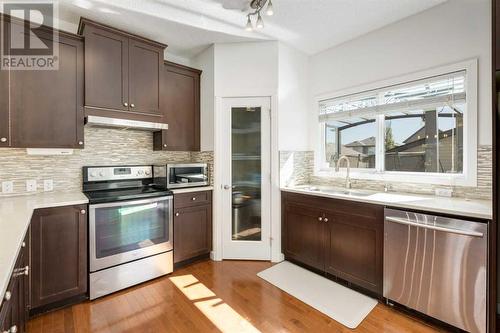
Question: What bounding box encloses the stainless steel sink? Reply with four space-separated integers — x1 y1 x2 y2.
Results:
322 189 372 197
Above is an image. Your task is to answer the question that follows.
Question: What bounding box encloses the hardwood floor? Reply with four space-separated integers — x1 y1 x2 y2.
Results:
28 260 444 333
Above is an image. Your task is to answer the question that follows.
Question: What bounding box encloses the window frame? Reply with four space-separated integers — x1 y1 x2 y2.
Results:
315 59 478 187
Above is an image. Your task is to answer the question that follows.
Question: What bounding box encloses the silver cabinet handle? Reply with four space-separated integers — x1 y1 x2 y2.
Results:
21 242 25 248
318 217 323 221
13 266 29 277
175 212 179 217
324 217 329 222
130 103 135 108
223 185 231 190
385 216 484 238
0 137 7 143
123 102 128 107
163 144 167 148
192 197 196 201
78 141 83 145
80 209 86 214
4 291 11 301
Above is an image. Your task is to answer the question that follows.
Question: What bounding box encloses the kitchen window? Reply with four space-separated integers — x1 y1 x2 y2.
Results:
317 60 477 186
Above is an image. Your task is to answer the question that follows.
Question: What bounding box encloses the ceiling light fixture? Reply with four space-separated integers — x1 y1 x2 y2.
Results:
245 0 274 31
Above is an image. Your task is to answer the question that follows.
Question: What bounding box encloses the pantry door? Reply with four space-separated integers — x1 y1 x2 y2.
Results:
220 97 271 260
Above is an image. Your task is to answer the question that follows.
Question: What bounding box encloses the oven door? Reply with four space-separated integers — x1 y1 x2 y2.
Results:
89 196 173 272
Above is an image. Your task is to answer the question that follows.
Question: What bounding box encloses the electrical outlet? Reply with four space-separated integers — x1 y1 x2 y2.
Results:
2 181 13 194
26 179 37 192
435 188 453 197
43 179 53 192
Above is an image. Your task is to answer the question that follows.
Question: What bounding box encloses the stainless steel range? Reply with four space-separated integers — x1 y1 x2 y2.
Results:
83 165 173 300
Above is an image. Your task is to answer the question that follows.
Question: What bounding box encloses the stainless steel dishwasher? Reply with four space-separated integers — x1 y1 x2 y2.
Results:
383 208 488 333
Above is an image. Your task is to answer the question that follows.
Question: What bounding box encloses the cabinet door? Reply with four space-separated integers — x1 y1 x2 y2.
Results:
10 30 84 148
83 25 129 112
173 204 212 264
0 15 10 147
325 206 383 294
30 205 87 309
129 39 162 115
282 201 325 271
154 62 200 151
0 238 28 333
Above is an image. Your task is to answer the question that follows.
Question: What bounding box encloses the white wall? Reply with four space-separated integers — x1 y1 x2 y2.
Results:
164 51 193 67
193 45 215 151
278 43 311 150
214 42 279 97
310 0 492 145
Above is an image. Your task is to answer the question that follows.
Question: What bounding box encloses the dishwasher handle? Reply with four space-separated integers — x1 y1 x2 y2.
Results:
385 216 484 238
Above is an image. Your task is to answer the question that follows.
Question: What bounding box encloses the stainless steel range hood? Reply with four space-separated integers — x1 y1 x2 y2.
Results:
85 115 168 131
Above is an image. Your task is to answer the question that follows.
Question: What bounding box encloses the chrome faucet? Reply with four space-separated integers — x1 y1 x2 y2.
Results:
335 155 351 189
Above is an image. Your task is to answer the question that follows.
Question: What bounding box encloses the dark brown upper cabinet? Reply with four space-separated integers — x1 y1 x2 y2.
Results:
79 18 166 122
154 61 201 151
282 192 384 295
1 16 84 149
30 205 88 313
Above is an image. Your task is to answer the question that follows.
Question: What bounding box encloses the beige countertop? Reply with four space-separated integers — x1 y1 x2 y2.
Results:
281 185 492 220
0 192 88 305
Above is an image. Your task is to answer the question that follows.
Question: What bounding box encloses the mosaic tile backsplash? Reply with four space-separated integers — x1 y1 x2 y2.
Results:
0 127 214 196
280 146 492 200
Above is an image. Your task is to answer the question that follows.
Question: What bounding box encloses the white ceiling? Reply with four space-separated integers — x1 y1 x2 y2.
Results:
57 0 447 59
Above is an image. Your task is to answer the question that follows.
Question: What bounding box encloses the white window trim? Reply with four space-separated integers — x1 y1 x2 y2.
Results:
314 59 478 187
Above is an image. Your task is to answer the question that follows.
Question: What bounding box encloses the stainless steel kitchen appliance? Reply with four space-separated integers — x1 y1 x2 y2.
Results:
83 165 173 300
153 163 209 189
383 208 488 333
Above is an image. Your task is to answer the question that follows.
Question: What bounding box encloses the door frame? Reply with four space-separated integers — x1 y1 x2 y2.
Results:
212 95 282 262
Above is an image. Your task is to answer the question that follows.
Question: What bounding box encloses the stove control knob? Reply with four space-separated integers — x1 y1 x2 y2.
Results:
90 171 97 178
99 171 104 177
145 170 151 176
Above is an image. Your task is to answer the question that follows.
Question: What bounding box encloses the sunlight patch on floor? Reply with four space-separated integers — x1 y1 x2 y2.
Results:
169 274 261 333
169 275 216 300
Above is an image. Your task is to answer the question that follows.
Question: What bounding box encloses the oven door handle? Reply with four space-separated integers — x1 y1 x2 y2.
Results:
89 195 173 209
385 216 484 238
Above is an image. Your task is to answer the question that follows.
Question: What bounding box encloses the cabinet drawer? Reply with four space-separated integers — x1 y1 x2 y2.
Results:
174 191 211 209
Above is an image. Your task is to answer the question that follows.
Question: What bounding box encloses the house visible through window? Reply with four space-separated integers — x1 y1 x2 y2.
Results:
320 70 465 175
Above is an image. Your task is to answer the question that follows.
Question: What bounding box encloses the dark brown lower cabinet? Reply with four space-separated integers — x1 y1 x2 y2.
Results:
282 192 384 295
173 191 212 265
0 232 29 333
282 202 325 271
30 205 88 314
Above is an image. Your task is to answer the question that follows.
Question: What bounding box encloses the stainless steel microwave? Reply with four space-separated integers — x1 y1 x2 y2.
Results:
153 163 209 189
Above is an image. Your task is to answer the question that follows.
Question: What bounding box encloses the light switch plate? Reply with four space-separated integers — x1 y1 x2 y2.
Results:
2 181 13 194
43 179 53 192
26 179 37 192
